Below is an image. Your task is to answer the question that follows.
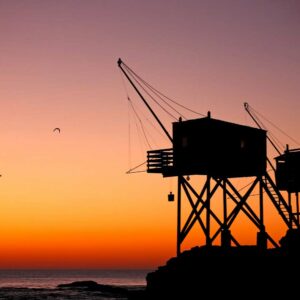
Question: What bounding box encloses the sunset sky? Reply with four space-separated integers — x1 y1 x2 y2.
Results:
0 0 300 269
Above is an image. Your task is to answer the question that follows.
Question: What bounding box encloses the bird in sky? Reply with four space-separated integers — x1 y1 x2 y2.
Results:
53 127 61 133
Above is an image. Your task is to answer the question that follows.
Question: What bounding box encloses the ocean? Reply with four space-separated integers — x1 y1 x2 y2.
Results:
0 269 150 288
0 269 151 299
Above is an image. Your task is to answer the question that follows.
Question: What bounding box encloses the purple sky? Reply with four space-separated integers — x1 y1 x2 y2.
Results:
0 0 299 267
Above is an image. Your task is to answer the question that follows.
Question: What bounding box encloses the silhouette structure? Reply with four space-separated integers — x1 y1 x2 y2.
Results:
118 59 300 299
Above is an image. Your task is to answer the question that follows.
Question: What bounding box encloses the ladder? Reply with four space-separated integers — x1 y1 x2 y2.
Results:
263 173 299 229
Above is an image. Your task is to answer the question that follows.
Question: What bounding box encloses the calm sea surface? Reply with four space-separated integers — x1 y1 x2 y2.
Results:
0 269 151 288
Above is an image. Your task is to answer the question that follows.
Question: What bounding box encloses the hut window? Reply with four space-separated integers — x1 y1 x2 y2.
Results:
240 139 246 149
182 137 188 148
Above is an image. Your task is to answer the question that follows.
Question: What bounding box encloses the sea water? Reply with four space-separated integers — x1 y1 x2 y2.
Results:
0 269 150 288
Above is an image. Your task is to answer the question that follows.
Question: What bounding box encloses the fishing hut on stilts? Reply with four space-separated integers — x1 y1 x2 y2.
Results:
118 59 300 257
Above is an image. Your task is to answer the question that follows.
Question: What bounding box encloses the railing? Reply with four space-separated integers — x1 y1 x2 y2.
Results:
147 148 174 174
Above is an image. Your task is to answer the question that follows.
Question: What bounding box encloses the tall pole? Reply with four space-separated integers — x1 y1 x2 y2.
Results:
206 176 211 246
223 179 227 225
244 102 281 156
297 192 300 225
118 58 173 143
177 176 182 256
259 178 264 228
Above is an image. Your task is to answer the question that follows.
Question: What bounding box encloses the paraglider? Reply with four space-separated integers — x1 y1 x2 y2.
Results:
53 127 61 133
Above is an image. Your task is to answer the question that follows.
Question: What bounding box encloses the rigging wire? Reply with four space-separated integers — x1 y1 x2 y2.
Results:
120 68 149 173
119 69 133 171
122 62 205 119
125 89 165 173
126 103 148 174
126 161 147 174
124 64 187 120
129 96 165 149
250 106 300 148
127 93 131 170
267 132 285 153
127 70 178 121
127 92 168 144
119 60 206 174
245 103 285 154
136 79 180 120
121 61 177 175
246 103 300 153
139 76 206 118
122 62 204 116
247 107 285 152
131 101 166 149
128 97 152 149
137 76 188 120
119 60 173 142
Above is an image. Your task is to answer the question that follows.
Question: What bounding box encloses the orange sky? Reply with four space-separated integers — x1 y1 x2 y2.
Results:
0 0 300 269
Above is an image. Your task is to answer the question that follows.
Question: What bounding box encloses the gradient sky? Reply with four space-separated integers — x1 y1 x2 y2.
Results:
0 0 300 269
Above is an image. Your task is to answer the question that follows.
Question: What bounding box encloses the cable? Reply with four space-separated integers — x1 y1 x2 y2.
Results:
244 103 282 155
251 107 300 147
122 62 206 119
128 98 152 149
126 161 147 174
119 60 206 175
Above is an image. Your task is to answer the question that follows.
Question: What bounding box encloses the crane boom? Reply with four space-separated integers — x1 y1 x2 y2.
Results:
118 58 173 143
244 102 281 156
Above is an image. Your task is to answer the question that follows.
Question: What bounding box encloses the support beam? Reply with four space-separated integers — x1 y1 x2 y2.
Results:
206 176 211 246
177 176 182 256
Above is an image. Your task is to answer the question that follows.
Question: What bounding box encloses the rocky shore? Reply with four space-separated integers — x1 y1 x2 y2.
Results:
145 229 300 299
0 281 146 300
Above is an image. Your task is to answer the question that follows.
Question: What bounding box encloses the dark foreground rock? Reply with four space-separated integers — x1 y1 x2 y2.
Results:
145 242 300 299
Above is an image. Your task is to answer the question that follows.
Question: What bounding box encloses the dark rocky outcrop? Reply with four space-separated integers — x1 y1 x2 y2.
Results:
57 280 130 297
57 280 147 299
145 230 300 299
